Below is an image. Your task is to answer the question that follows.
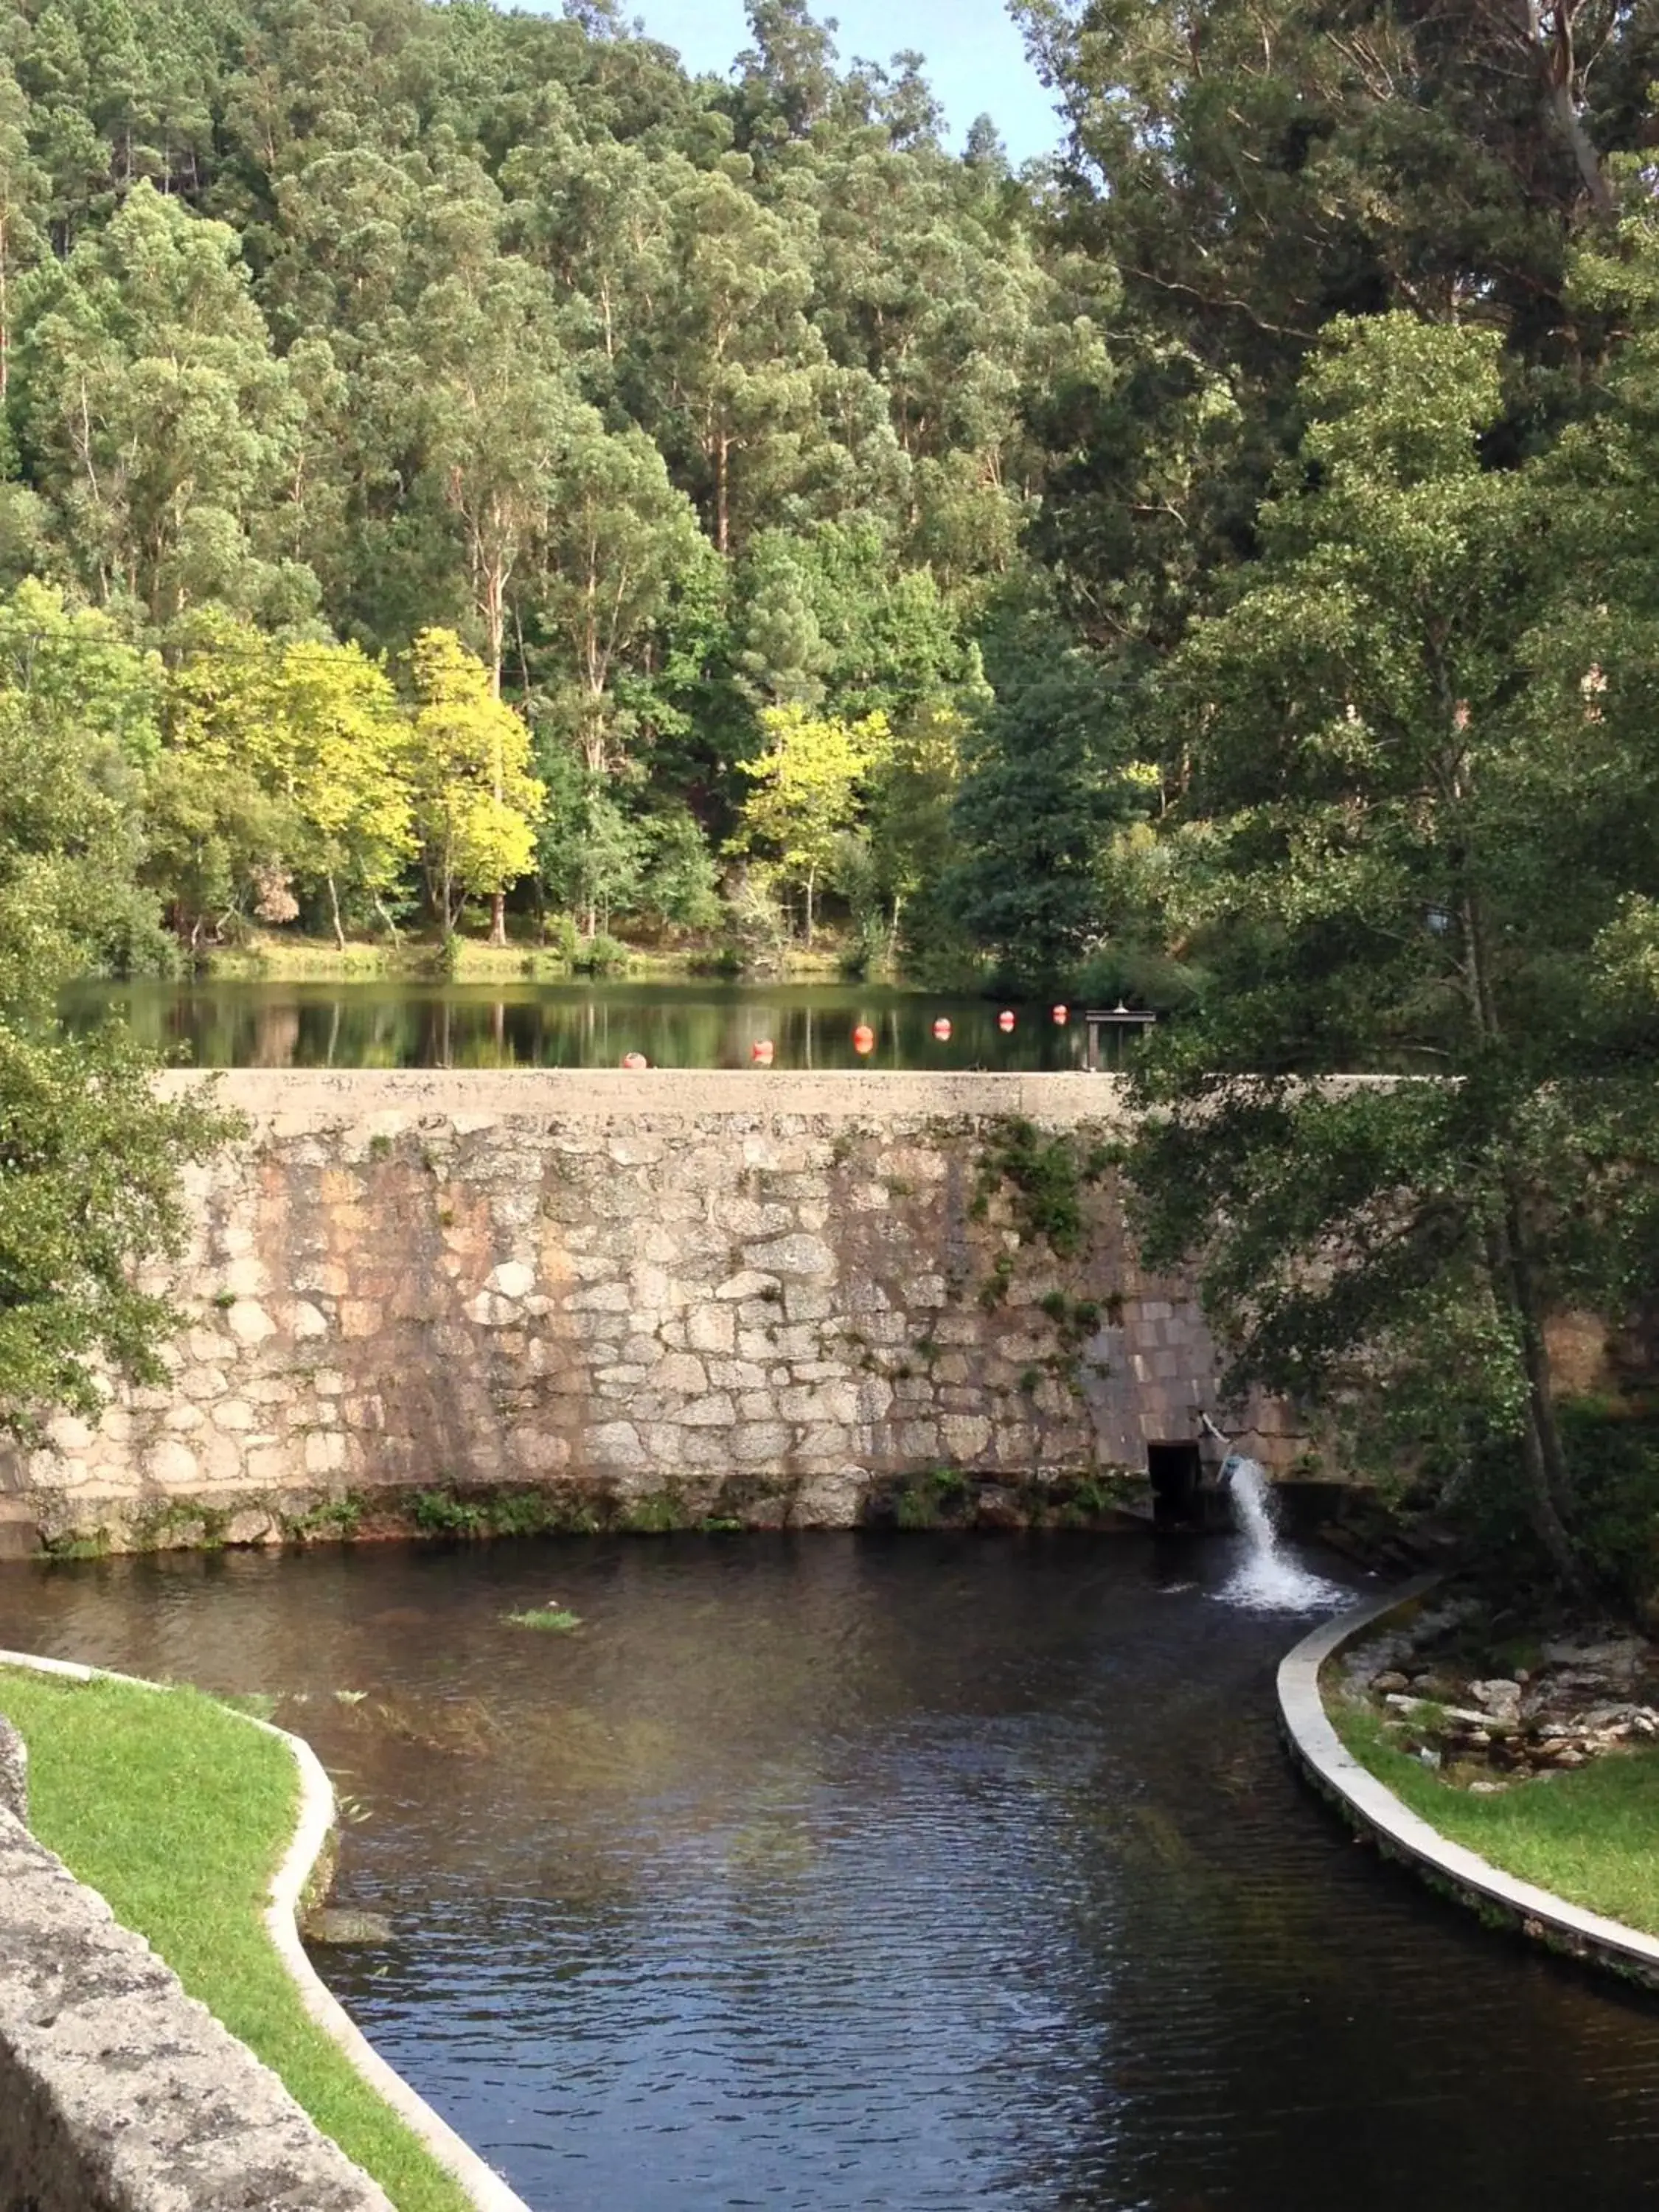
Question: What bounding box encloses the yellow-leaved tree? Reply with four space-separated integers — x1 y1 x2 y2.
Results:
271 640 414 946
158 616 415 945
734 704 888 945
404 628 544 936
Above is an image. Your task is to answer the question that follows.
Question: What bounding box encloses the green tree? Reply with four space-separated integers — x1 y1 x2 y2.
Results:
421 256 573 939
0 574 161 760
947 594 1158 986
734 700 886 942
1124 310 1659 1583
647 159 825 557
529 412 707 776
0 61 48 403
15 181 312 625
0 689 229 1435
422 258 573 700
868 698 968 965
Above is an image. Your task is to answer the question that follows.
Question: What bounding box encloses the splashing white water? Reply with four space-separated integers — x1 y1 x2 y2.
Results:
1216 1455 1346 1612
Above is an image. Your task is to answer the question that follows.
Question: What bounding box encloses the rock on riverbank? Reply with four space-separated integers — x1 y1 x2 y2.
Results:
1343 1596 1659 1790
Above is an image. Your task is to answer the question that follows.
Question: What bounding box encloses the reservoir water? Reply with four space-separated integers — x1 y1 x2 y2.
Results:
5 1529 1659 2211
61 979 1103 1072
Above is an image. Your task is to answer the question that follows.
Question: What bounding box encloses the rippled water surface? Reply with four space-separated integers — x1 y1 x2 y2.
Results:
7 1531 1659 2211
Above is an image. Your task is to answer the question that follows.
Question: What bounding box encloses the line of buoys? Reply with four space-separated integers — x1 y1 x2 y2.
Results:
688 1006 1090 1067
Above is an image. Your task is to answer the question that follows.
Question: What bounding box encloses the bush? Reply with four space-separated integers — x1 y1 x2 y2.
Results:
571 932 630 977
541 911 580 964
636 807 722 932
1071 942 1206 1015
723 865 791 975
1561 1397 1659 1610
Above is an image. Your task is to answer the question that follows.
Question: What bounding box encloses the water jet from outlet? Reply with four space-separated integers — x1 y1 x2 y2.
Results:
1216 1454 1346 1612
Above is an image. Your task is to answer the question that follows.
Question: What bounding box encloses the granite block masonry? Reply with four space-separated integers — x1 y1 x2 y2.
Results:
0 1798 395 2212
0 1071 1300 1551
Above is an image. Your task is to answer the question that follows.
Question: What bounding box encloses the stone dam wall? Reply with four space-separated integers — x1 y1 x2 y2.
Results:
0 1072 1301 1554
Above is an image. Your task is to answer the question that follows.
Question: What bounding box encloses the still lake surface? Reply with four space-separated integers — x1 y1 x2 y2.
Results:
7 1530 1659 2211
62 979 1108 1071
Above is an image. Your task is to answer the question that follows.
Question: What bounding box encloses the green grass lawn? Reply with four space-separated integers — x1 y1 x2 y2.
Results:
1332 1684 1659 1937
0 1667 473 2212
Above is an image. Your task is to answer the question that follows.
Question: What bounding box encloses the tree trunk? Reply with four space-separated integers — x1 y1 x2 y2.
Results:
1481 1214 1580 1587
1526 0 1615 216
1501 1175 1582 1560
487 566 507 947
803 865 815 947
372 894 401 948
1458 861 1581 1585
326 872 347 953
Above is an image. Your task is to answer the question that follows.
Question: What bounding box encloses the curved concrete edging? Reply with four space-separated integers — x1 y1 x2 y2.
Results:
0 1648 533 2212
1278 1585 1659 1991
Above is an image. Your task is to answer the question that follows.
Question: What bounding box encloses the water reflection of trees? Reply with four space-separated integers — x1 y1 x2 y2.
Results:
66 982 1101 1071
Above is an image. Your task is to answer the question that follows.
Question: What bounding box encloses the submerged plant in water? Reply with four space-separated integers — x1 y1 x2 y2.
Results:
504 1605 582 1632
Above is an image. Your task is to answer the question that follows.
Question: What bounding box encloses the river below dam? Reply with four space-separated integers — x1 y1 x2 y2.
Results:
6 1530 1659 2211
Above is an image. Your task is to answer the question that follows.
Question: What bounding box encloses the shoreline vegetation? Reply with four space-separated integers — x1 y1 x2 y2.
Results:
0 1666 473 2212
1326 1602 1659 1945
191 926 854 986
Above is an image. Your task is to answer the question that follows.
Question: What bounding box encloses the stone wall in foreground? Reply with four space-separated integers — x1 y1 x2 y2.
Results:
0 1768 390 2211
0 1072 1300 1553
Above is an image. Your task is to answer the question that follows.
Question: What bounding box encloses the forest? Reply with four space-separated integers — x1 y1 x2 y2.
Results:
0 0 1652 991
4 0 1659 1579
0 0 1135 984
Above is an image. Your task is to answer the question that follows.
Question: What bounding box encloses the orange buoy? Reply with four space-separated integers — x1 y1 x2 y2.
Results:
852 1023 876 1057
931 1016 952 1041
998 1009 1016 1033
751 1038 775 1064
1051 1004 1068 1025
621 1051 648 1070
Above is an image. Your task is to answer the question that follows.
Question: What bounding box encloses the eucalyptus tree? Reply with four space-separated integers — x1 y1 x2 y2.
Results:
15 181 310 626
499 114 684 405
526 412 708 778
0 65 49 403
645 157 827 557
420 257 573 699
947 582 1157 987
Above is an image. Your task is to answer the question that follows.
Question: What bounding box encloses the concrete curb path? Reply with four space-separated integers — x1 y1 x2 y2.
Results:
1277 1584 1659 1990
0 1647 534 2212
